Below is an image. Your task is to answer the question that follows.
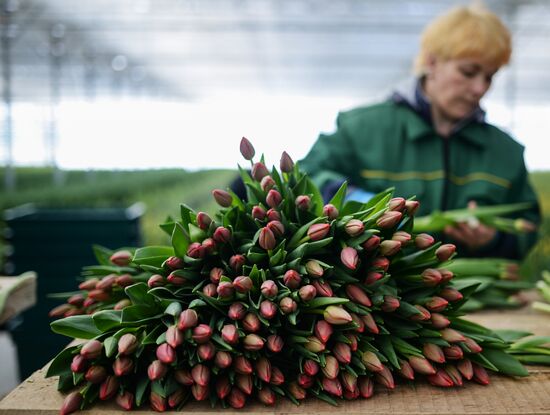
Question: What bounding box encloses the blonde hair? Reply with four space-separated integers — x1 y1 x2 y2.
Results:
414 5 512 75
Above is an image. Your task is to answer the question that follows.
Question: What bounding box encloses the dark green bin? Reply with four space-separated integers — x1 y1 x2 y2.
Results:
2 203 145 379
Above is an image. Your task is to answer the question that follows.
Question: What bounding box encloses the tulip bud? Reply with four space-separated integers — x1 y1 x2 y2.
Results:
165 326 183 349
389 197 406 211
234 355 253 374
444 364 463 386
191 384 209 402
283 269 301 289
187 242 205 259
83 298 96 308
174 368 194 385
266 208 281 222
258 227 276 251
295 195 311 210
350 312 365 333
191 364 210 386
440 268 454 283
425 296 448 312
150 391 166 411
303 359 320 376
202 283 217 297
255 357 272 383
375 366 395 389
60 391 82 415
408 356 436 375
260 280 278 298
392 230 412 244
228 387 246 409
192 324 213 343
147 274 165 288
333 342 352 364
371 256 390 272
458 358 474 380
362 234 381 252
270 366 285 385
321 355 340 379
70 354 88 373
381 295 400 312
116 391 134 411
257 387 276 406
88 289 110 302
345 284 372 307
147 360 167 381
78 278 98 291
405 200 420 215
323 203 339 219
360 313 379 334
435 244 456 261
444 345 464 360
212 189 233 207
167 388 185 409
279 297 298 314
99 376 119 400
345 219 364 237
305 260 324 278
322 377 343 397
439 287 463 302
398 359 415 380
113 299 131 311
324 305 352 325
117 333 138 356
165 256 184 270
364 271 383 286
110 250 132 266
305 336 325 353
340 247 359 270
243 334 264 351
266 334 284 353
376 211 402 228
288 381 307 400
207 267 222 284
427 368 454 388
80 339 102 359
280 151 294 172
198 342 215 360
307 223 330 241
415 233 435 249
228 302 246 320
260 175 276 191
196 211 212 230
201 237 216 254
49 304 74 318
260 300 278 319
85 365 107 384
67 294 85 307
239 137 255 160
314 320 333 343
216 376 231 399
423 343 446 363
213 226 231 243
267 220 285 237
298 284 316 302
266 189 282 208
362 351 384 372
229 254 245 272
243 312 261 332
232 276 253 294
379 239 401 256
115 274 134 288
113 356 134 377
167 271 187 286
421 268 443 286
214 351 232 369
252 205 267 220
410 305 431 321
440 328 466 343
463 337 483 353
340 371 358 393
178 309 199 330
236 373 254 395
298 374 314 389
358 376 374 399
431 312 451 329
63 308 83 318
252 162 269 181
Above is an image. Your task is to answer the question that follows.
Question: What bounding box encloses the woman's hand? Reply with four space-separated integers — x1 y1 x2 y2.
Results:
443 201 497 250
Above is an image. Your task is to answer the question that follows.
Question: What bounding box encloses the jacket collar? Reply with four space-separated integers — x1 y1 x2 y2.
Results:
391 78 487 148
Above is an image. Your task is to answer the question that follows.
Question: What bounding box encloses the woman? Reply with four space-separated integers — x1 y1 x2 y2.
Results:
300 5 540 259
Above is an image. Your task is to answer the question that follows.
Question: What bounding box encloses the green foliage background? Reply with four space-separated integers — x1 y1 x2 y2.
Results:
1 168 548 278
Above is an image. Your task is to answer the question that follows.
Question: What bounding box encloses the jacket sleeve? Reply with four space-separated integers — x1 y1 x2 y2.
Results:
300 113 360 198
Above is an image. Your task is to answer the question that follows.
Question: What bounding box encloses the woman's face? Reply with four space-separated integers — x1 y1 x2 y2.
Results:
425 57 500 121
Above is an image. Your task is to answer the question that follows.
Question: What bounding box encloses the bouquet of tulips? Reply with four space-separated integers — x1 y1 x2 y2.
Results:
48 138 540 414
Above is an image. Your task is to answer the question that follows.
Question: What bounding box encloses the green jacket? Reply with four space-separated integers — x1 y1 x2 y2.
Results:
300 101 540 259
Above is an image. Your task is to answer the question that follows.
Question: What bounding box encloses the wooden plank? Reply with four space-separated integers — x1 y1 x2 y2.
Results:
1 306 549 414
0 273 37 325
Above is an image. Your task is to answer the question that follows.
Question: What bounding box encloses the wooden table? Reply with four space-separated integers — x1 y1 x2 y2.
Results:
0 273 37 326
1 305 549 414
